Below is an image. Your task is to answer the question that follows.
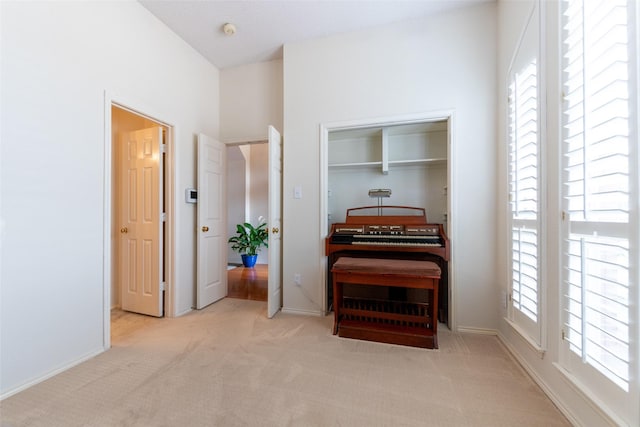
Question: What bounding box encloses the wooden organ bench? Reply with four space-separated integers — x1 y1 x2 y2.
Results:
331 257 441 349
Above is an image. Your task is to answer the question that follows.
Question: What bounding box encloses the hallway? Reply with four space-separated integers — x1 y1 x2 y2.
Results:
227 264 268 302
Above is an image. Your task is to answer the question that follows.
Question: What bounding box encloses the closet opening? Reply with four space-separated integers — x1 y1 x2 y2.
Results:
108 103 174 344
321 114 454 329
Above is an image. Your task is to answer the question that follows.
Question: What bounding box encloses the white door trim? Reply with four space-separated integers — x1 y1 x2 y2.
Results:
267 125 283 318
319 109 457 330
102 90 177 350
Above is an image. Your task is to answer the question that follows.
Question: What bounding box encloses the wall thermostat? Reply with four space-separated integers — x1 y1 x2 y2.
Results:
185 188 197 203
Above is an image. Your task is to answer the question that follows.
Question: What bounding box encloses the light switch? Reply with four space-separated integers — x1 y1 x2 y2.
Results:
294 185 302 199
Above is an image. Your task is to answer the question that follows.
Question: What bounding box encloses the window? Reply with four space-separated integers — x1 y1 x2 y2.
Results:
560 0 636 411
509 60 540 325
508 1 542 345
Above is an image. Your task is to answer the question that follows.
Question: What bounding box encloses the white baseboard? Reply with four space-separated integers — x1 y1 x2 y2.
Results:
553 362 627 427
0 348 105 401
497 332 584 427
502 318 546 358
456 326 498 335
175 307 193 317
281 306 325 317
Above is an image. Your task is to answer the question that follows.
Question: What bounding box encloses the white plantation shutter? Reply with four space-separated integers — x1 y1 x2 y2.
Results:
509 59 541 341
561 0 634 400
511 227 538 320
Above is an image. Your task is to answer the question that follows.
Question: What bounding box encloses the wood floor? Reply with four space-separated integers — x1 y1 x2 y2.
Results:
227 264 268 301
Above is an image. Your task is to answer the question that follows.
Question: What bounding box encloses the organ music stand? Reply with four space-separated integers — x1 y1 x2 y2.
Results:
368 188 391 215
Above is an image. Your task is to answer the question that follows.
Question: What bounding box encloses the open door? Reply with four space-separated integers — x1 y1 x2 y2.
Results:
119 126 164 317
267 126 283 318
196 133 227 309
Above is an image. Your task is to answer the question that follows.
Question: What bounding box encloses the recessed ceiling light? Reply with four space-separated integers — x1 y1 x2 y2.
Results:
223 23 236 36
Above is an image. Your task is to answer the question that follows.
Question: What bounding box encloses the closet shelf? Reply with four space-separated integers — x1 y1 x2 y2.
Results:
328 161 382 169
328 158 446 170
388 158 447 166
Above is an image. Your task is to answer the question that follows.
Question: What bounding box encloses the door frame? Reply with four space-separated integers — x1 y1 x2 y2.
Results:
319 110 457 330
102 90 176 349
225 139 268 266
267 125 283 318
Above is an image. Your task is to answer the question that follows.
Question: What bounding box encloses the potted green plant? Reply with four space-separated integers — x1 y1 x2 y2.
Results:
228 218 269 268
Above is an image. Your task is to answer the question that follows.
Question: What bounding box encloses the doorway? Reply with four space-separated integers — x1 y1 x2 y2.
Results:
110 105 172 334
227 264 268 301
226 141 269 265
226 141 270 303
227 141 269 301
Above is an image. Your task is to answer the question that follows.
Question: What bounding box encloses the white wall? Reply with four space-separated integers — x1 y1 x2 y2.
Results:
283 3 498 326
248 143 269 264
328 165 447 226
0 1 219 396
220 60 283 143
227 146 248 263
220 60 282 265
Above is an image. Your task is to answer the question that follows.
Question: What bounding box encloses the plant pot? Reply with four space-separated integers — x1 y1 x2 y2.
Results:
241 254 258 268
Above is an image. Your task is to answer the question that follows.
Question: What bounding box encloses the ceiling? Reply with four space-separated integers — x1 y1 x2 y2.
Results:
139 0 492 70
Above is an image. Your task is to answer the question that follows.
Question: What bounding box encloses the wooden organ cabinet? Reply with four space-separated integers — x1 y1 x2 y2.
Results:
326 206 449 349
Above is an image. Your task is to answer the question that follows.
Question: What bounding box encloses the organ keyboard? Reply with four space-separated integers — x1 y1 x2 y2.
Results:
331 229 445 247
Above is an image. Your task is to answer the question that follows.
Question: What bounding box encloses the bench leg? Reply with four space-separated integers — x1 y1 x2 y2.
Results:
332 273 342 335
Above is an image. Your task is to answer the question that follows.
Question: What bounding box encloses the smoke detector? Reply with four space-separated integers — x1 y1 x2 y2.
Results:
223 23 236 36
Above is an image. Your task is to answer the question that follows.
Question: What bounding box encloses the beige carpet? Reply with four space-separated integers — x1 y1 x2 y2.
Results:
1 298 570 427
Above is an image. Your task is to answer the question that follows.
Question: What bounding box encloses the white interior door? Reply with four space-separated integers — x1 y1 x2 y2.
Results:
120 126 163 317
268 126 283 318
196 133 227 309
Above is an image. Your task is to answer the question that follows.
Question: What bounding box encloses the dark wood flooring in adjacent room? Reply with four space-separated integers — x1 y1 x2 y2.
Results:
227 264 268 301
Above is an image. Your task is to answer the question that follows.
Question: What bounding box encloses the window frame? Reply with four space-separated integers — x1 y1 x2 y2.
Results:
556 0 639 423
506 0 546 348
